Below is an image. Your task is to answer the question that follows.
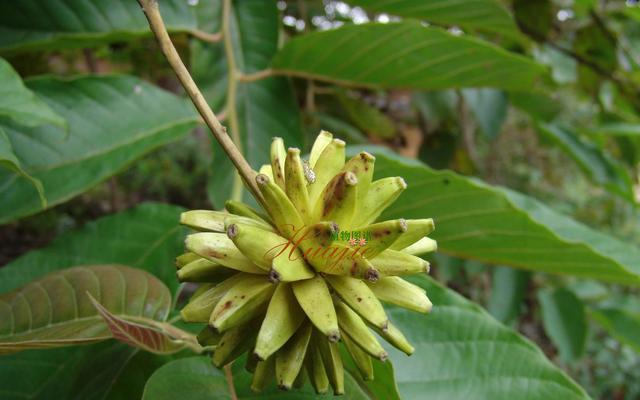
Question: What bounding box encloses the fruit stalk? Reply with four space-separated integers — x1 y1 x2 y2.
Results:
137 0 265 209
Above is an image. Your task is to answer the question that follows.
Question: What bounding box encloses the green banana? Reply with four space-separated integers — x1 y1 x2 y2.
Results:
251 357 275 392
270 137 287 190
175 252 200 269
209 274 275 332
174 130 438 394
325 275 388 330
225 199 272 225
191 283 215 300
291 275 340 342
369 249 430 276
225 221 294 270
212 321 258 367
225 218 314 282
389 218 435 250
306 342 330 394
372 321 414 355
308 138 346 206
311 243 379 281
402 237 438 256
256 173 304 239
311 171 358 228
366 276 432 313
342 151 375 207
316 329 345 395
355 218 408 259
223 213 275 232
285 147 312 222
180 274 242 322
254 283 306 360
308 130 333 168
177 258 234 283
351 177 407 227
276 321 313 390
259 163 274 181
342 333 374 381
293 367 306 389
270 253 316 283
180 210 226 232
196 325 222 347
295 221 338 257
185 232 267 274
334 299 387 360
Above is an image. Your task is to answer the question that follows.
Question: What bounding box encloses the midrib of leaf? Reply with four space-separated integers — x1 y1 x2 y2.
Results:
366 148 640 284
0 266 168 345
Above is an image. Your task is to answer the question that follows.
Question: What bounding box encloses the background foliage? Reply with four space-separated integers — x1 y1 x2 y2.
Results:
1 0 639 399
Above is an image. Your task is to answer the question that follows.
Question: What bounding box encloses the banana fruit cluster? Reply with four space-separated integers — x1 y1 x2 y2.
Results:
176 131 436 394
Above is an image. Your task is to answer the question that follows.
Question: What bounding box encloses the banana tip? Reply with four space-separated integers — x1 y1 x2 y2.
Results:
359 151 375 162
278 383 292 391
399 218 408 232
176 270 185 282
344 171 358 186
268 269 281 283
253 351 266 362
380 320 389 331
328 330 341 343
365 268 380 282
423 260 431 273
256 173 270 185
226 223 238 239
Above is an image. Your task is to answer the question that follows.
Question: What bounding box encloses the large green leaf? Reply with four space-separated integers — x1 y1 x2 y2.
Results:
462 88 508 140
590 296 640 353
0 265 171 353
347 0 522 39
536 123 634 202
353 147 640 284
271 22 546 91
335 90 396 140
0 203 187 399
0 341 137 400
0 75 199 224
191 0 303 208
390 275 589 399
0 127 45 207
487 266 529 325
538 287 588 362
0 0 197 52
0 57 65 128
141 357 229 400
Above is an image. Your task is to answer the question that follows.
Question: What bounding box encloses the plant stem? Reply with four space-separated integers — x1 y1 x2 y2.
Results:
222 0 244 202
224 363 238 400
190 29 222 43
137 0 265 207
237 69 274 83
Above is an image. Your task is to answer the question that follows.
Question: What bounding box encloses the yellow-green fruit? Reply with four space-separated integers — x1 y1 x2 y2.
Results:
176 131 437 393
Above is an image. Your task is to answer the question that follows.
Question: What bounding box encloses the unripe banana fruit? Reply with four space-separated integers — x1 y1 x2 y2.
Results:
177 131 436 394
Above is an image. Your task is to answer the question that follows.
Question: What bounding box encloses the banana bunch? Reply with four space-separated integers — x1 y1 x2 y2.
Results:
177 131 436 394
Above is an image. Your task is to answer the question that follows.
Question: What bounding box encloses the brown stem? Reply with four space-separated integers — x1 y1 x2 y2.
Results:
237 69 274 83
190 29 222 43
224 364 238 400
137 0 265 207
